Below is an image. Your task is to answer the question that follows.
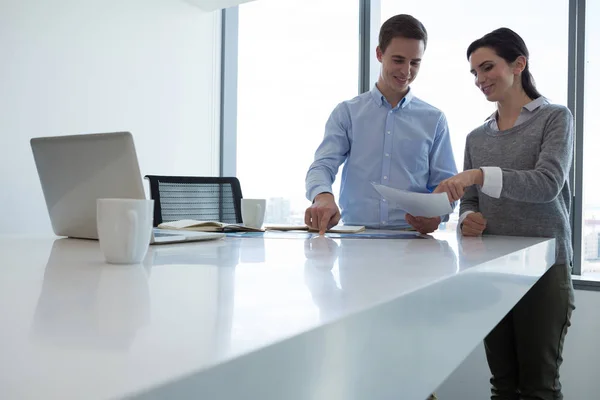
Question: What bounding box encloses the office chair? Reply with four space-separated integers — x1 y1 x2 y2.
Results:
144 175 243 227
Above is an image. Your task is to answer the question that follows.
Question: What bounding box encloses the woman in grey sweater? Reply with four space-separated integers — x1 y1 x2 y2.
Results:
434 28 575 399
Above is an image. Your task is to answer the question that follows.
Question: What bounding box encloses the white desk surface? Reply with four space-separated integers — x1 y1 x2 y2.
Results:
0 230 555 400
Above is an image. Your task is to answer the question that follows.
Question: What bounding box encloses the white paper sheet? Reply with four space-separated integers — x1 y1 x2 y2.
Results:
372 183 452 218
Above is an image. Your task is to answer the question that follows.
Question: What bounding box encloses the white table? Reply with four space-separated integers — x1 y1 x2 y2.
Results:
0 230 555 400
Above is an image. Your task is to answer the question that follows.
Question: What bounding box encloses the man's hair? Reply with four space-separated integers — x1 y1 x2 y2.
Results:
378 14 428 53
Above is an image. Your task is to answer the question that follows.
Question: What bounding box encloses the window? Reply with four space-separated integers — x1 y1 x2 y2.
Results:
582 1 600 277
236 0 359 224
381 0 569 229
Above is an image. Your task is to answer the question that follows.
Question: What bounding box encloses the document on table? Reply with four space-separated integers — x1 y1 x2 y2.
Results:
372 183 453 218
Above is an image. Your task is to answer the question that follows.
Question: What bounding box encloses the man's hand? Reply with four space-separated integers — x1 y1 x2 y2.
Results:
461 212 487 236
433 169 484 202
305 193 341 235
405 214 441 234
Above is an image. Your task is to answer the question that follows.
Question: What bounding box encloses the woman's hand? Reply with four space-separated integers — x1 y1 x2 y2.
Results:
461 212 487 236
433 169 484 202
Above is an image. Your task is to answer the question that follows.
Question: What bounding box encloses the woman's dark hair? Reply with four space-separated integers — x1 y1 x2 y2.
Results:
379 14 428 53
466 28 541 99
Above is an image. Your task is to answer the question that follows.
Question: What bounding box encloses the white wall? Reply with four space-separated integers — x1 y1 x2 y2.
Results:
0 0 221 235
436 289 600 399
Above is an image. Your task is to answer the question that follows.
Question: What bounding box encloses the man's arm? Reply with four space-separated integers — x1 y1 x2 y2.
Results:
458 143 484 235
459 143 479 216
404 113 458 234
304 103 350 234
305 103 351 202
427 112 459 220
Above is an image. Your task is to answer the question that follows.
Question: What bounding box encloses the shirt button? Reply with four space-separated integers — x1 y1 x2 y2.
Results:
387 131 391 135
385 153 390 157
383 176 388 180
382 199 387 202
382 221 387 225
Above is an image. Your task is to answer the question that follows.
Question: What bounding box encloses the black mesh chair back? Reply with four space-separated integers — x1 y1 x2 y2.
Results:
144 176 243 227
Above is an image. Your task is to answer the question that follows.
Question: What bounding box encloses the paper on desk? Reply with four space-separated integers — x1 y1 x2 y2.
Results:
372 183 452 218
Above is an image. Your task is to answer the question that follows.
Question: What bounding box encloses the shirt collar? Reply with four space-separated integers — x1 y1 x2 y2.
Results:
485 96 549 123
370 84 414 109
523 96 548 111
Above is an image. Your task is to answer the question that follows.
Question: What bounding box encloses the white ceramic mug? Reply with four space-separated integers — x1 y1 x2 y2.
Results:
97 199 154 264
241 198 266 229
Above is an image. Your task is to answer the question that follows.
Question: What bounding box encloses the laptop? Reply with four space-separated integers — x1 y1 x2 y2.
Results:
30 132 225 244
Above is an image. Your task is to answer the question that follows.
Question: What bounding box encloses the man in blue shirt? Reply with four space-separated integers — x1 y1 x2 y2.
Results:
305 14 457 235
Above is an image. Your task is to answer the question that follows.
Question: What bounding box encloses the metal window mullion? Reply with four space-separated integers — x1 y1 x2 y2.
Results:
220 7 239 177
359 0 370 94
569 0 586 275
359 0 381 94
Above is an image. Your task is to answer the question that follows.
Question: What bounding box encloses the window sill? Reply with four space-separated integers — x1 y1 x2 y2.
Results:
573 274 600 291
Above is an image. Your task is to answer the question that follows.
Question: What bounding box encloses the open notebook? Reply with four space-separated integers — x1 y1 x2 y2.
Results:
157 219 264 232
264 224 365 233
